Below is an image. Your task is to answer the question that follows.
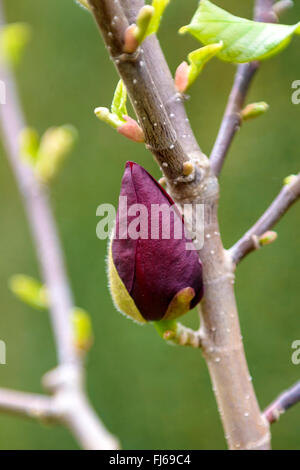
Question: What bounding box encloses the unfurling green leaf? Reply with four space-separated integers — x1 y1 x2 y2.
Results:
111 80 128 120
95 81 143 142
19 127 40 165
95 81 127 129
0 23 31 65
123 0 170 53
94 107 124 129
180 0 300 63
175 42 223 92
147 0 170 36
9 275 48 310
35 125 77 183
72 308 93 353
134 5 154 44
188 42 223 84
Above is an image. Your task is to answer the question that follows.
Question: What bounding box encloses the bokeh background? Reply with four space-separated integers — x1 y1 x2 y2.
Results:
0 0 299 450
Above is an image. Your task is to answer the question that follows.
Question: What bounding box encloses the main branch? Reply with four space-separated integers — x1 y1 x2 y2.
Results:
88 0 271 450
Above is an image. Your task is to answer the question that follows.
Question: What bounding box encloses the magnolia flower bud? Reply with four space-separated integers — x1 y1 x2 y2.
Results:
108 162 203 323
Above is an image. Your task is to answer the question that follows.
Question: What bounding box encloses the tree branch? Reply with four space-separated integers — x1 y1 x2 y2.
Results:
263 380 300 424
0 2 118 450
229 174 300 265
0 389 56 420
209 0 276 177
88 0 271 450
0 10 75 368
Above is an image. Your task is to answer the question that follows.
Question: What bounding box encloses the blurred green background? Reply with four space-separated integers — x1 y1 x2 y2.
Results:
0 0 299 450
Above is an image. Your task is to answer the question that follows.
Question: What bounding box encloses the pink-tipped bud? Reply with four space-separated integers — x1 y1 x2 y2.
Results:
123 24 139 54
117 116 145 143
175 61 189 93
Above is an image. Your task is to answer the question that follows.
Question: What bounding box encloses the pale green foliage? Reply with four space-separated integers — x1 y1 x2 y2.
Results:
111 80 128 120
19 125 77 183
0 23 31 65
19 128 40 165
35 125 77 183
134 6 154 44
134 0 170 45
72 308 93 353
147 0 170 36
9 275 48 310
187 42 223 88
180 0 300 63
94 107 124 129
95 80 128 129
242 102 269 121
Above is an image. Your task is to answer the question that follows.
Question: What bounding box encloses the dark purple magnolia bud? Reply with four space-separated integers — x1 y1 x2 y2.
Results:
108 162 203 323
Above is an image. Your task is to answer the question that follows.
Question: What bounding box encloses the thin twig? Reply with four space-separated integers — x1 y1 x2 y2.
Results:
263 380 300 424
229 174 300 265
210 0 276 177
0 8 75 368
209 62 258 176
0 2 118 450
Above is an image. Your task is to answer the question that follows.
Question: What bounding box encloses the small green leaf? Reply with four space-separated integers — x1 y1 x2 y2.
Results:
180 0 300 63
19 127 40 165
147 0 170 36
94 107 124 129
187 42 223 87
35 125 77 183
9 275 48 310
72 307 93 353
0 23 31 65
111 80 128 120
134 5 154 44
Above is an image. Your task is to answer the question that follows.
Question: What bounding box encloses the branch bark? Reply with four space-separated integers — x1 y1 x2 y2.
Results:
230 174 300 265
88 0 271 450
263 380 300 424
210 1 277 177
0 1 118 450
0 389 56 420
